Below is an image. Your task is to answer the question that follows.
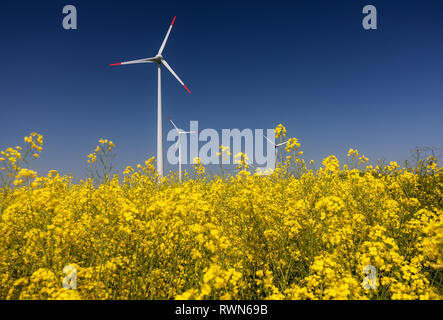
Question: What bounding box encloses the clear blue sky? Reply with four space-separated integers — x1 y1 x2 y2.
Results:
1 0 442 178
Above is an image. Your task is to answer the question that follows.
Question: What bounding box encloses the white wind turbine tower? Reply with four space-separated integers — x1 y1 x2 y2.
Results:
168 116 198 182
263 134 289 170
110 16 191 179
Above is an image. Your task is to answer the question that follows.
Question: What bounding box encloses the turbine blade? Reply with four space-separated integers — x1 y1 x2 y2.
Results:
168 116 180 132
161 60 191 93
276 141 289 147
263 135 276 146
173 134 181 151
109 57 155 66
158 16 176 55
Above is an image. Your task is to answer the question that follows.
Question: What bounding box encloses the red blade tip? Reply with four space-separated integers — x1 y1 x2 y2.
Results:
183 84 191 94
171 16 176 26
168 116 171 120
109 63 121 66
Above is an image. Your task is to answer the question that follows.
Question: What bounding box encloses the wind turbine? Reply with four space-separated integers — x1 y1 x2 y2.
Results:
263 134 289 170
110 16 191 178
168 116 198 182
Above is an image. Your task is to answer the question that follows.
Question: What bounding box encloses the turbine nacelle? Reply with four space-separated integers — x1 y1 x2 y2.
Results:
152 55 163 64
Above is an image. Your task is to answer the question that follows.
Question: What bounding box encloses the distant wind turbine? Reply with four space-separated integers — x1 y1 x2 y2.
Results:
263 134 289 170
110 16 191 178
168 116 198 182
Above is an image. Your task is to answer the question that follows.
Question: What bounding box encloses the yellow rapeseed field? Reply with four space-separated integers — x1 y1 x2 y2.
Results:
0 126 442 300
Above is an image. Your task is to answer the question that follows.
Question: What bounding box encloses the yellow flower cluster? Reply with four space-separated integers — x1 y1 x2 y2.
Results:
1 147 22 170
98 139 115 151
193 157 206 176
217 145 232 157
87 153 97 164
13 168 38 187
347 148 369 164
86 139 117 183
24 132 43 152
88 140 114 164
0 132 442 300
234 152 250 172
0 132 43 191
275 124 286 139
285 137 301 153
